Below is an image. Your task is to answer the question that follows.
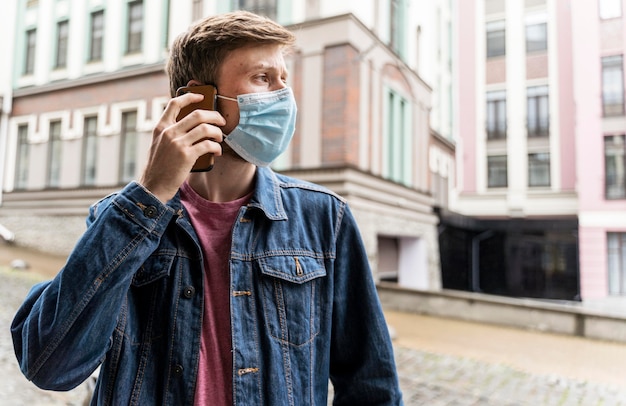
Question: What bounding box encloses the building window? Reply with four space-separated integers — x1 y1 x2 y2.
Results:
47 120 63 188
192 0 203 21
526 22 547 53
608 233 626 295
82 116 98 186
486 20 505 58
15 125 30 190
119 111 138 183
236 0 277 20
602 55 625 117
599 0 622 19
126 0 143 54
487 155 507 188
527 85 549 137
528 153 551 187
605 135 626 199
385 89 412 185
55 20 69 69
24 29 36 75
487 90 507 140
389 0 408 59
89 10 104 62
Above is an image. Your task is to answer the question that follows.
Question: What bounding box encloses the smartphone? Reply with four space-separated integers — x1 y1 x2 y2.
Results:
175 84 218 172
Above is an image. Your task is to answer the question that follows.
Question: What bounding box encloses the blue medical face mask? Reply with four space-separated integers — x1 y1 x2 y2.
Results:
217 87 297 167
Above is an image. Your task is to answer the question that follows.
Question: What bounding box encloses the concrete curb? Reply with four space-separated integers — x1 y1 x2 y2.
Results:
378 283 626 344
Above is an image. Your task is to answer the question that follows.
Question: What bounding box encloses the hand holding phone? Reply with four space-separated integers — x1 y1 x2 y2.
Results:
175 84 218 172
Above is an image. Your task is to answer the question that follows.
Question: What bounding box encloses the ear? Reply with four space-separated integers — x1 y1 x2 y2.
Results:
186 79 204 87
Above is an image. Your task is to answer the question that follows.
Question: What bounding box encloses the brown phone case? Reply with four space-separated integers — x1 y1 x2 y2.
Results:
175 84 218 172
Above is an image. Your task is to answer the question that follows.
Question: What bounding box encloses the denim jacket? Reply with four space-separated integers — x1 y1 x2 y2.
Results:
11 167 403 405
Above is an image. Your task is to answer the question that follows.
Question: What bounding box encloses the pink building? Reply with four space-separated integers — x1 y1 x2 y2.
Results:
573 0 626 299
440 0 584 300
443 0 626 302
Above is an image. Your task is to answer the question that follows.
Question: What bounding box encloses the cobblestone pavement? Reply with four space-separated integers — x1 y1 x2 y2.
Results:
0 268 91 406
2 268 626 405
395 346 626 405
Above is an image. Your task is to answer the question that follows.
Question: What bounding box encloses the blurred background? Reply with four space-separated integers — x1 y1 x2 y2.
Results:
0 0 626 403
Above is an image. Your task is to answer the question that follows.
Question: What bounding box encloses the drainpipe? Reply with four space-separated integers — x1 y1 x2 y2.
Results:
471 230 494 292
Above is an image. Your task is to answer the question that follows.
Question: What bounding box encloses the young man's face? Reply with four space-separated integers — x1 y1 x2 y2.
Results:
215 43 289 136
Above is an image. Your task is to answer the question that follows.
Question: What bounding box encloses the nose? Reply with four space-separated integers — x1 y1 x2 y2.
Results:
271 80 287 92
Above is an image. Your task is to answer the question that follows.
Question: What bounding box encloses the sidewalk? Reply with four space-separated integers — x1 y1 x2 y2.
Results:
385 310 626 390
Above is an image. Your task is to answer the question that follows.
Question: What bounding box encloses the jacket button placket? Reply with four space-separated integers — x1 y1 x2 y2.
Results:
230 207 260 401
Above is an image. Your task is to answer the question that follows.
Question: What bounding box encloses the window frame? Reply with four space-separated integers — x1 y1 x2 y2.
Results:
528 152 551 187
525 22 547 53
389 0 408 59
607 232 626 295
24 28 37 75
599 0 622 20
605 134 626 200
89 10 105 62
55 19 69 69
487 155 508 188
119 111 138 184
527 85 550 138
81 116 99 186
384 87 412 186
126 0 143 54
486 20 506 58
602 55 625 117
486 90 507 140
236 0 278 21
47 120 63 188
15 124 30 190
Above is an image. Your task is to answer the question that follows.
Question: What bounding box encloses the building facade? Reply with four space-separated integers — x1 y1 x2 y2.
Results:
572 0 626 300
0 0 442 290
448 0 579 300
449 0 626 302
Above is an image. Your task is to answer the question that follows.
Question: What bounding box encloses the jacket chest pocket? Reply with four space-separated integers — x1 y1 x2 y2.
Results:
257 255 327 346
126 252 176 344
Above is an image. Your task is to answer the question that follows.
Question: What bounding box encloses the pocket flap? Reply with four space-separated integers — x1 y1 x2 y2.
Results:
132 251 175 286
258 255 326 284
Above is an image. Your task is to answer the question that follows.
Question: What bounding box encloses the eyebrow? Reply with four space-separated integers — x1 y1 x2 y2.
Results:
248 62 289 77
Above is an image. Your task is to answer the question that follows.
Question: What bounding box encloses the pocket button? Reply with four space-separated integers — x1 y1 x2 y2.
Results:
143 205 158 218
183 286 195 298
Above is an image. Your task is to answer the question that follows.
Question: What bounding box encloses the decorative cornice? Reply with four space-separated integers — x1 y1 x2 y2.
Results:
13 63 166 98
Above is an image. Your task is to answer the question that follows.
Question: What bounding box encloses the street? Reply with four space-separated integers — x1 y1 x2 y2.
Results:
1 246 626 405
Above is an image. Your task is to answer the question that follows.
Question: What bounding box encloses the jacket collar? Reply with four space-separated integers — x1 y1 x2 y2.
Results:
171 167 287 222
248 167 288 221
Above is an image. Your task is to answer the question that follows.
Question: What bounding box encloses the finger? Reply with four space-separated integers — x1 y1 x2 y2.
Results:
177 109 226 132
162 92 205 123
191 138 223 158
184 121 225 147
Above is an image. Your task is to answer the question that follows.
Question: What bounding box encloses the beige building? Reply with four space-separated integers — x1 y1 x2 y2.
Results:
0 0 446 290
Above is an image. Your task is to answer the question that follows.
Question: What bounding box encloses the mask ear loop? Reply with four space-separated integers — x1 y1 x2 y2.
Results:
216 94 238 102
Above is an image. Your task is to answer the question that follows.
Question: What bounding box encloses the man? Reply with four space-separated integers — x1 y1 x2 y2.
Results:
11 10 403 405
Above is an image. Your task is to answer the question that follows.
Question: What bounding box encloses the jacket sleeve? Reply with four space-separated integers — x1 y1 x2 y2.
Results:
10 182 177 391
329 204 404 405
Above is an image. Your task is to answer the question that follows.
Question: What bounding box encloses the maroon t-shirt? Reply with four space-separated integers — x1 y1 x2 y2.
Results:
180 182 251 406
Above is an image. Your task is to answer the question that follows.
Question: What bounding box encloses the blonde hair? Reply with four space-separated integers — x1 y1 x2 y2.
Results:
166 10 296 96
